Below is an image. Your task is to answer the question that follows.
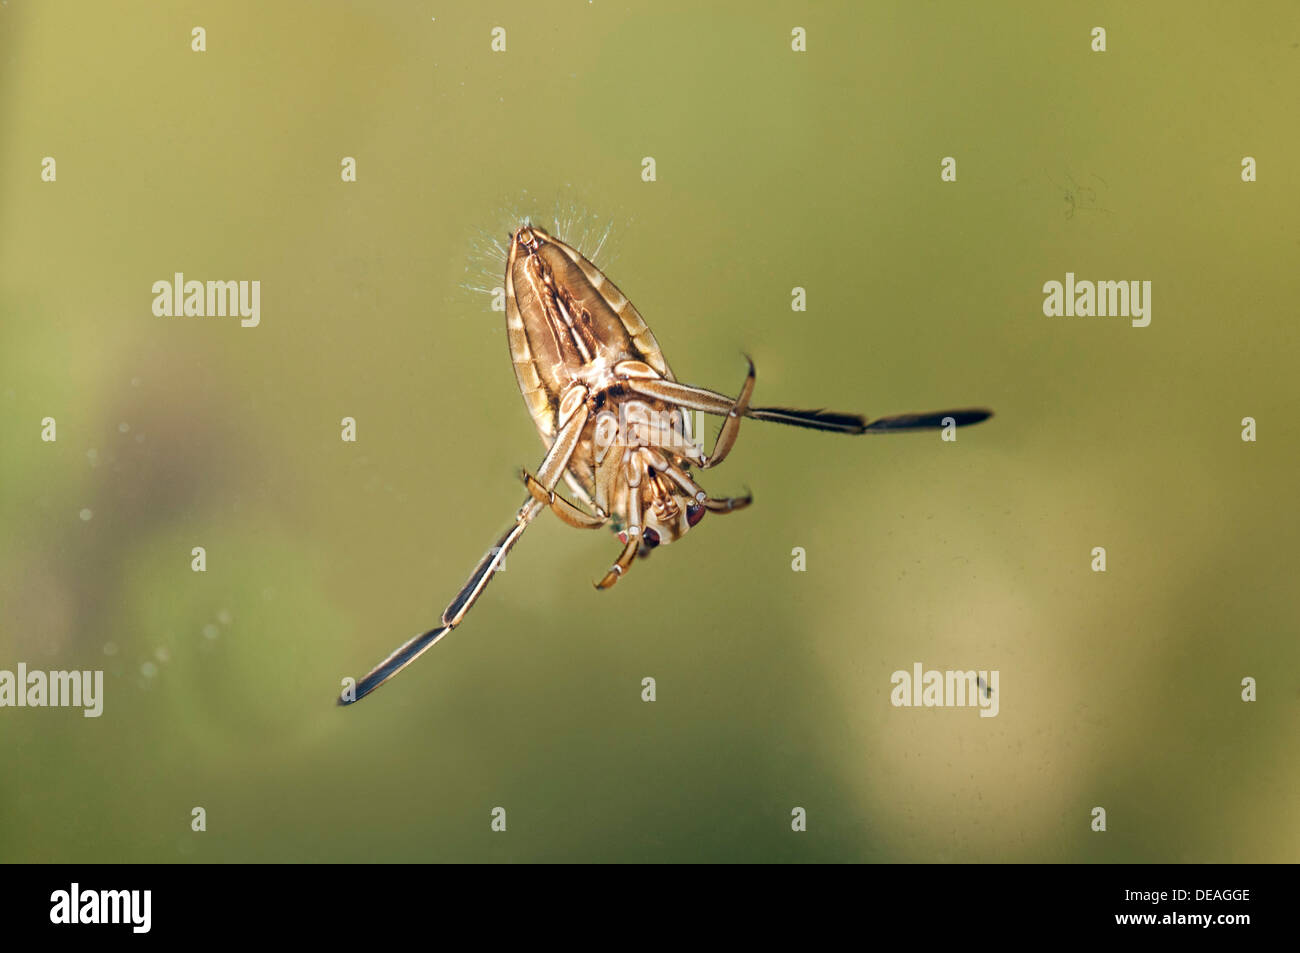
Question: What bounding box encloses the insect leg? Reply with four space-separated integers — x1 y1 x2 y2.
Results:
339 497 541 705
536 396 590 489
742 406 868 434
698 357 755 469
626 377 869 436
629 377 988 437
522 394 608 527
595 453 646 590
640 447 707 502
704 491 753 514
640 446 751 516
595 534 641 590
341 404 591 705
562 471 600 513
861 408 992 432
521 469 607 529
625 377 738 416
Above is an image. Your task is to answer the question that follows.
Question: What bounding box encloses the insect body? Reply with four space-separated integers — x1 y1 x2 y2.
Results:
340 224 991 704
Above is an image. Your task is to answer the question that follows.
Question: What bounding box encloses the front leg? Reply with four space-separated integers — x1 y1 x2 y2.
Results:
595 533 640 590
521 469 607 529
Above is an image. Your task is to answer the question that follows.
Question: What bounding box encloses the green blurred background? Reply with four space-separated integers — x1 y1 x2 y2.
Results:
2 1 1297 862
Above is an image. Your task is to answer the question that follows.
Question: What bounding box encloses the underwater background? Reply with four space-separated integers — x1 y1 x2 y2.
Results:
1 1 1297 862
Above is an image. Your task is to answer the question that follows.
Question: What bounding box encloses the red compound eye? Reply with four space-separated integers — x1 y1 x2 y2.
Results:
643 528 661 549
686 504 705 527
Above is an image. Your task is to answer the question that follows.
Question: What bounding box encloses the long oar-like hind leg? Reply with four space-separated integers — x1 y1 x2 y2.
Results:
626 372 869 436
745 406 993 433
341 400 591 706
627 371 990 437
338 497 541 705
861 408 992 431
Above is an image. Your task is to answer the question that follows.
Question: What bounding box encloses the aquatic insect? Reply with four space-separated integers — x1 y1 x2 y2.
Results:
340 224 991 704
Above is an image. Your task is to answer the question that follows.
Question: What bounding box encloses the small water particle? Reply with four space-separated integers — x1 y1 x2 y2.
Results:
118 422 130 433
202 624 220 640
155 646 170 663
141 661 158 678
79 508 93 521
103 642 118 656
218 609 232 625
